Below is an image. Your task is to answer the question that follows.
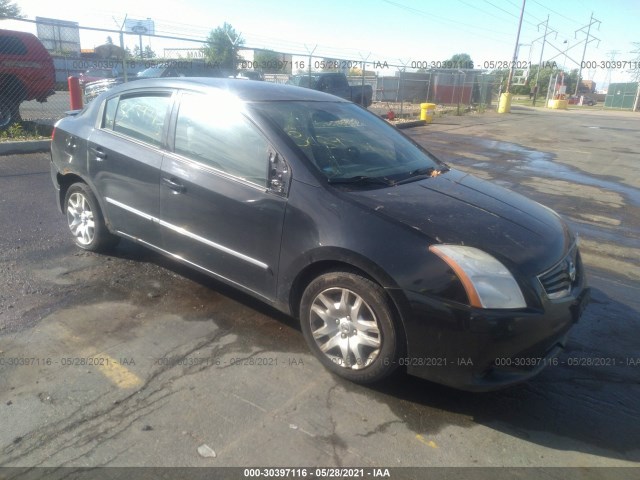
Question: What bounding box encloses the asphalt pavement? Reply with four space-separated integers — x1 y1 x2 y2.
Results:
0 106 638 479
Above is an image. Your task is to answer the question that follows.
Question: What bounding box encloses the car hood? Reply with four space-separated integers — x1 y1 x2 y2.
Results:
345 169 572 276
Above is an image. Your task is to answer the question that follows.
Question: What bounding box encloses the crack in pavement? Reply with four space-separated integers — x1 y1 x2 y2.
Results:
1 329 232 466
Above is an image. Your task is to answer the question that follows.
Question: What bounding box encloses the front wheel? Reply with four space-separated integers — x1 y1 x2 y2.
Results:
64 183 119 252
300 271 402 383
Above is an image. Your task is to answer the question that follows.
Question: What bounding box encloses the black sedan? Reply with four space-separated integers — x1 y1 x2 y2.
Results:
50 78 590 391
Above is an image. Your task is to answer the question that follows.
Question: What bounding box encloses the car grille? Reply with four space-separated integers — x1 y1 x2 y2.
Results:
538 245 581 299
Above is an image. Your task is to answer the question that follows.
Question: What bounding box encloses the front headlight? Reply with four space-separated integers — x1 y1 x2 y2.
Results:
429 245 526 309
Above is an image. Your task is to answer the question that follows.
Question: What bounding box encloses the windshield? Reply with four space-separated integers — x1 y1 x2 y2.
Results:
251 101 443 184
137 66 166 78
83 69 113 77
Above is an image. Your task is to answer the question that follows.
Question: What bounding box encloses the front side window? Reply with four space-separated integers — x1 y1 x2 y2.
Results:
107 94 171 147
174 93 269 186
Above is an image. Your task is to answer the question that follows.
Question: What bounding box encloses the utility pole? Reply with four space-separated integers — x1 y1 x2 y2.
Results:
304 44 317 86
359 52 371 103
113 15 128 82
499 0 526 113
574 13 601 96
533 15 557 106
225 27 242 75
630 43 640 82
604 50 620 91
505 0 527 94
397 59 410 117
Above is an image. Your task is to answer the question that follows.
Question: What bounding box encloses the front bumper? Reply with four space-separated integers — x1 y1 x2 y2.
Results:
388 284 590 392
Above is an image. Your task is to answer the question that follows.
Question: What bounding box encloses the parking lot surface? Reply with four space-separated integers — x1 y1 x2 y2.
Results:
0 106 638 477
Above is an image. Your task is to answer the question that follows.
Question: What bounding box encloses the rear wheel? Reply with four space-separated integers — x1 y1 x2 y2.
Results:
300 271 402 383
64 183 119 252
0 97 20 130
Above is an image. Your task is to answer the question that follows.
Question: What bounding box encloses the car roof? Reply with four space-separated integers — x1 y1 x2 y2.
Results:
0 28 39 39
106 77 348 103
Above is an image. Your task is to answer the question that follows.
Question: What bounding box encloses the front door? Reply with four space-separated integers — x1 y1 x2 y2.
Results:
159 92 287 299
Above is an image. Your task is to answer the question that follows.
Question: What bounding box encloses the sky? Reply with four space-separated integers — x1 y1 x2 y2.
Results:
4 0 640 88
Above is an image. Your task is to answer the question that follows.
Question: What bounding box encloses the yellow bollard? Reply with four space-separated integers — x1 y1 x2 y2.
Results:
547 99 568 110
498 93 512 113
420 103 436 123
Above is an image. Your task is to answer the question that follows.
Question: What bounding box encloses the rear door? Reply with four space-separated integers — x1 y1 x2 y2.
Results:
88 89 174 243
159 91 288 299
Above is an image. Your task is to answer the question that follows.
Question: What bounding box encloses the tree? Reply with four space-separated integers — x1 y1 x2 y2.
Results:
133 45 156 59
0 0 22 18
492 62 579 98
253 49 287 73
204 22 244 72
442 53 474 69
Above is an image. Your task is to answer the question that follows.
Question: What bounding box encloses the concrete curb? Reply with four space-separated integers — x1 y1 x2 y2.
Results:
0 139 50 156
395 120 427 129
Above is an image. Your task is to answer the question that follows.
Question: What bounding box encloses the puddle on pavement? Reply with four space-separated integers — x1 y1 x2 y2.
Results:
467 138 640 208
422 131 640 208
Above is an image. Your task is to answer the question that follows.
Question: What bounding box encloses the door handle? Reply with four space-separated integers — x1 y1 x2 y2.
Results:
90 147 107 160
162 177 186 194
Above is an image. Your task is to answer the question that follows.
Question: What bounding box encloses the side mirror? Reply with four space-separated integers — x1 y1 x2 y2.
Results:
268 150 291 196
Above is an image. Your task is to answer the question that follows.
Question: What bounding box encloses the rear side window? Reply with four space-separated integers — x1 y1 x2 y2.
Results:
0 36 28 56
174 93 269 186
104 94 171 147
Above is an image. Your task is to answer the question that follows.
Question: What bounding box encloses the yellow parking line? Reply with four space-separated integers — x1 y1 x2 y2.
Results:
416 434 438 448
93 353 142 389
53 322 142 389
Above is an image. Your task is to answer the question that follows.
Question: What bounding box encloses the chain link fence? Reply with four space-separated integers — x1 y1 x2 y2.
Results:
1 17 502 131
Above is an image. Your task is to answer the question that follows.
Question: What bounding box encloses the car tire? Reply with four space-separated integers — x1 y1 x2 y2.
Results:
64 183 119 252
300 271 402 383
0 97 20 130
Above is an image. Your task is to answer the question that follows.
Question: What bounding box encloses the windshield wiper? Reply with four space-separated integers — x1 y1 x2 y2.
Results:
395 166 449 185
327 175 395 186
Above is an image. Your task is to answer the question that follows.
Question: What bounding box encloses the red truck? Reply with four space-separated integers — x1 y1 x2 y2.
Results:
0 29 55 129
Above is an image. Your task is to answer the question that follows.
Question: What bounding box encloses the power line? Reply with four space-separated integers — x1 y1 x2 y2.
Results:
530 0 581 25
505 0 547 24
483 0 519 19
482 0 545 29
381 0 515 42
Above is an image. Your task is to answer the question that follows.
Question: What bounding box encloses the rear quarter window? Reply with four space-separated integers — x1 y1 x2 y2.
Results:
102 94 172 147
